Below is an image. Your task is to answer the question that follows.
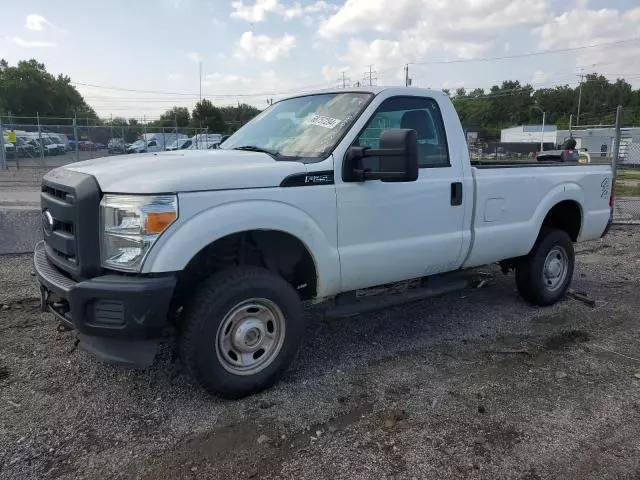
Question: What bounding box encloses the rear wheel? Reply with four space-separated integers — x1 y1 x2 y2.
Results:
516 229 574 306
179 266 305 399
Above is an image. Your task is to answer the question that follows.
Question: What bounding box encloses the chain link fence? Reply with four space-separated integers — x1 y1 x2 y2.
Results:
0 115 213 188
2 109 640 222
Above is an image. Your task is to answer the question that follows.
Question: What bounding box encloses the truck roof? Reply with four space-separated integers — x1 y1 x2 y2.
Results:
291 86 448 99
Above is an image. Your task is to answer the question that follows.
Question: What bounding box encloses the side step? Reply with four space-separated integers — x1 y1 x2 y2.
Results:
325 277 468 319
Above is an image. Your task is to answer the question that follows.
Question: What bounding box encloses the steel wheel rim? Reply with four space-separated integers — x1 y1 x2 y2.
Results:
215 298 286 376
543 246 568 292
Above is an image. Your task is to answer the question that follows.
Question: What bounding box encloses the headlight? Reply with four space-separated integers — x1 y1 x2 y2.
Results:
100 194 177 272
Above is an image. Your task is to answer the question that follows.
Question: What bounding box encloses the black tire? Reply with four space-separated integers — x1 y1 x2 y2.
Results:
180 266 305 399
515 229 574 306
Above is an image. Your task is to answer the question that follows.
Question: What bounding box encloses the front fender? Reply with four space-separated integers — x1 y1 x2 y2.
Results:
142 199 341 298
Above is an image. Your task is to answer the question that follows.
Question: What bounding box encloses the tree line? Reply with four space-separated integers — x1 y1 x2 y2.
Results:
0 59 260 142
2 59 640 144
449 74 640 140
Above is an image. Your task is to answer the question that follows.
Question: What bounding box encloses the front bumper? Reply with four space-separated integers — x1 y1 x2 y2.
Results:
34 241 177 365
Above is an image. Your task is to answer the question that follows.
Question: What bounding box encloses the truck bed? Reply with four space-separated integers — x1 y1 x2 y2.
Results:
462 163 612 268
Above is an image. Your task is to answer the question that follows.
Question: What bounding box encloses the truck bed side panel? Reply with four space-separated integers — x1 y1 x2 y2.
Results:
463 165 612 268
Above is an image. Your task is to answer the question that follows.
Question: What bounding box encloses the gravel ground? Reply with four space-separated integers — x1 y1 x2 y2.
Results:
1 226 640 480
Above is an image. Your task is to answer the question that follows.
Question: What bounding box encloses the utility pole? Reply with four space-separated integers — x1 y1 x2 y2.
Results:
363 64 377 86
569 114 573 138
342 71 347 88
199 62 202 103
576 74 584 126
540 111 546 152
612 105 622 180
404 64 409 87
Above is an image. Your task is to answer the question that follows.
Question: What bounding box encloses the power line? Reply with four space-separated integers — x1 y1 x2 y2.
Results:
71 38 640 104
409 37 640 66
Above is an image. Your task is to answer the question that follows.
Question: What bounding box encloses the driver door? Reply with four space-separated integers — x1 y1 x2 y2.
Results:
336 96 466 292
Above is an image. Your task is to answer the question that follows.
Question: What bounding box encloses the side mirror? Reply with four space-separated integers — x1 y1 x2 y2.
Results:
343 129 419 182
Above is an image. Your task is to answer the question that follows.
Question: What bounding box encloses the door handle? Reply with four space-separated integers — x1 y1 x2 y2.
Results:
451 182 463 206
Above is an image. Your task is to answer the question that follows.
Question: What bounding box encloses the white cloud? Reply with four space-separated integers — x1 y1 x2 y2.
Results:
10 36 57 48
206 72 253 86
533 5 640 83
230 0 338 22
187 52 202 63
319 0 552 87
231 0 280 22
320 0 550 39
321 64 351 83
237 31 296 62
167 73 182 81
25 14 52 31
532 70 551 85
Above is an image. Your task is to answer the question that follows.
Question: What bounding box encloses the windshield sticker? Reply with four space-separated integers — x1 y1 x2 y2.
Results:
304 113 342 129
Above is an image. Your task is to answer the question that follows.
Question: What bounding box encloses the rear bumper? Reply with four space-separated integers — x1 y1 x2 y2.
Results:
34 241 177 365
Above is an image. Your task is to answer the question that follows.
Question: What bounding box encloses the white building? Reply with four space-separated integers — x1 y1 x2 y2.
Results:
501 124 640 164
500 124 557 144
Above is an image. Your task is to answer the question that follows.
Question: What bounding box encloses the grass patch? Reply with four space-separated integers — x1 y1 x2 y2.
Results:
617 169 640 181
615 182 640 197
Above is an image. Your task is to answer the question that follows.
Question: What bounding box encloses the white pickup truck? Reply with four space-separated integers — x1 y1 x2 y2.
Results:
34 87 613 398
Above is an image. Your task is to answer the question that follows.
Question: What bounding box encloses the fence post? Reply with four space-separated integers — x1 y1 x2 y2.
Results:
0 116 6 170
109 114 114 155
569 114 573 138
612 105 622 180
73 115 79 162
174 115 178 149
37 112 45 166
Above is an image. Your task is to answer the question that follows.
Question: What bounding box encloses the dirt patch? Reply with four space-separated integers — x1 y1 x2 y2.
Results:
1 226 640 479
543 329 591 350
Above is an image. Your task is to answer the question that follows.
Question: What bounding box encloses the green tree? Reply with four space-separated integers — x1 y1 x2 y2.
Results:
0 59 96 120
154 106 190 128
191 99 226 132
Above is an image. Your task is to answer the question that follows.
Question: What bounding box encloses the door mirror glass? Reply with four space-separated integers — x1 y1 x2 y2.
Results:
343 128 419 182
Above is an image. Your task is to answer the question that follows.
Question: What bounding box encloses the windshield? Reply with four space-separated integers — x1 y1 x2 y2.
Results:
219 92 372 160
132 140 146 148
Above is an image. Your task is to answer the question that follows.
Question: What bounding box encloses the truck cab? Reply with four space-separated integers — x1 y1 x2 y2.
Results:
34 87 613 398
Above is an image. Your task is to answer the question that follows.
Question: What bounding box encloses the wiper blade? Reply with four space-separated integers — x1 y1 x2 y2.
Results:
232 145 279 158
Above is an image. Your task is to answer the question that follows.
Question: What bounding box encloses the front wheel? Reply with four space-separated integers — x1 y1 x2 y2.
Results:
179 266 305 399
516 229 575 306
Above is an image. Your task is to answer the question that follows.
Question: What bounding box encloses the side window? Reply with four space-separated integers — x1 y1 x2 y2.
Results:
355 96 450 168
148 140 157 147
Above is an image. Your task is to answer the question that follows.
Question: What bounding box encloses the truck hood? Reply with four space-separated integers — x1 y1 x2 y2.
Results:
63 150 309 193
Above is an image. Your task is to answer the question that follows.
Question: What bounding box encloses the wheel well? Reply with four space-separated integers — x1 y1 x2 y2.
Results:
173 230 318 308
541 200 582 242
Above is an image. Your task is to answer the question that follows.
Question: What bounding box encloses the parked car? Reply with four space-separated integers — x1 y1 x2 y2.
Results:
15 136 38 157
45 134 67 153
187 139 220 150
2 138 17 158
166 138 193 151
29 135 61 156
126 139 149 154
536 149 580 163
189 134 223 150
108 138 126 154
79 140 97 151
34 87 613 399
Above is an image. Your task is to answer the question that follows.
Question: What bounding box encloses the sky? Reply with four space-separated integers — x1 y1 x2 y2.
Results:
1 0 639 119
